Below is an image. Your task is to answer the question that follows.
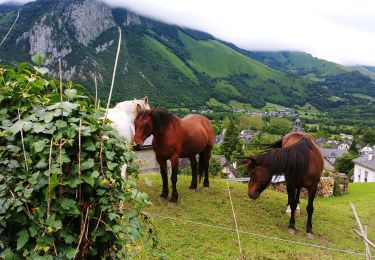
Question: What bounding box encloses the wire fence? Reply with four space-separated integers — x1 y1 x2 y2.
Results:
150 213 366 257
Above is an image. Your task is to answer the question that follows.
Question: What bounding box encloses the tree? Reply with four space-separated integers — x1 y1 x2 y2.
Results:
362 129 375 145
334 153 357 174
349 139 359 155
220 118 243 162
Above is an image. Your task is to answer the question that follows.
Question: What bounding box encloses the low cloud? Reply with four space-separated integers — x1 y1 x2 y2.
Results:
2 0 375 65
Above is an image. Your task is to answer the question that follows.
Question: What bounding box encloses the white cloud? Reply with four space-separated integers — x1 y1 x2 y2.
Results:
2 0 375 66
102 0 375 66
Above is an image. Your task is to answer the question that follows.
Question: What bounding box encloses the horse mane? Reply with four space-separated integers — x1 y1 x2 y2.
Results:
255 137 317 178
137 109 177 135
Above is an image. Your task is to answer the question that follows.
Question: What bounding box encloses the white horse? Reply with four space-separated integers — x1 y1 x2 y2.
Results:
107 96 150 179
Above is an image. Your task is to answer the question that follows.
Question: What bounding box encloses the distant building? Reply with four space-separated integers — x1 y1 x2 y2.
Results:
353 153 375 182
215 134 224 145
338 143 350 150
340 133 353 141
213 155 239 178
292 118 302 132
316 137 328 146
360 146 374 155
320 148 348 165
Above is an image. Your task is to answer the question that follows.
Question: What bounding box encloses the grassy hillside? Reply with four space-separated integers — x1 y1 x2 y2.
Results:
246 51 351 78
143 35 198 83
136 174 375 259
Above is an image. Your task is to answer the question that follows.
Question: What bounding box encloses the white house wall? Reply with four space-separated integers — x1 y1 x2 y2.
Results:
354 164 375 183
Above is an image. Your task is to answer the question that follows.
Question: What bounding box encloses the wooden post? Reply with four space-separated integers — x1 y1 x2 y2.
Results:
350 202 374 259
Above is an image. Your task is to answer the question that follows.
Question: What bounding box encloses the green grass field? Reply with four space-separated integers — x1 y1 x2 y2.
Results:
136 175 375 259
269 117 292 128
239 115 264 130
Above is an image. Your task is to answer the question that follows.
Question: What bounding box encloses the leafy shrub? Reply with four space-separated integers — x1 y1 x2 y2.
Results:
208 158 221 177
0 62 162 259
333 179 342 196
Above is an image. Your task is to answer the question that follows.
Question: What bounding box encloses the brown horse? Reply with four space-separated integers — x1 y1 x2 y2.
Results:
133 108 215 204
247 132 323 238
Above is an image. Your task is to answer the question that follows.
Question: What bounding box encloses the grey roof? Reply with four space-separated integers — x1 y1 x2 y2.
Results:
320 148 348 158
353 155 375 170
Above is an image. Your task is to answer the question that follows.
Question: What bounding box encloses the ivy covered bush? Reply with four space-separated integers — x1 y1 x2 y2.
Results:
0 59 161 259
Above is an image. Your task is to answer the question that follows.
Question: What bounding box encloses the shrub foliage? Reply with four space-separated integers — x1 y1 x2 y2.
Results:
0 61 160 259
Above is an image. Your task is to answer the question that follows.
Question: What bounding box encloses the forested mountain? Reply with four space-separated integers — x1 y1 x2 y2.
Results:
0 0 374 124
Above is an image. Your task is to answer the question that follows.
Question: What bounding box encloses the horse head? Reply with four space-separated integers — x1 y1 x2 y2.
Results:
133 109 155 149
247 157 272 200
133 96 150 116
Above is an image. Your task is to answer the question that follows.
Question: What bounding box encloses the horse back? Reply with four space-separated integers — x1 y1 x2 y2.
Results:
283 132 324 187
180 115 214 155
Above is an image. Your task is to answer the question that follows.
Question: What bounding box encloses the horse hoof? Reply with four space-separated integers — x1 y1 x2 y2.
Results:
168 201 177 207
203 187 209 191
296 204 301 215
189 188 196 193
288 228 297 235
306 233 313 239
159 196 167 202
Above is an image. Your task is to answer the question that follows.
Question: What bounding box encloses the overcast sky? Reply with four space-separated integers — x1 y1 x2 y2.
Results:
2 0 375 66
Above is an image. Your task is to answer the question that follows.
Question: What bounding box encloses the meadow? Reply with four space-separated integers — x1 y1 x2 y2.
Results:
136 174 375 259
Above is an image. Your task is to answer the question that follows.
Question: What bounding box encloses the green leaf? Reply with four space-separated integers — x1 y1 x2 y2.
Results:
81 159 94 170
38 111 54 123
55 120 67 128
65 247 77 259
67 178 83 188
34 140 46 153
35 158 48 169
59 198 80 216
64 89 77 99
82 174 95 187
31 53 43 67
34 67 49 75
16 229 29 250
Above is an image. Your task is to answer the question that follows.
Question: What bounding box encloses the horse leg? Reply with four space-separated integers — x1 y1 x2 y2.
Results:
306 185 317 239
169 155 179 204
287 185 297 234
203 148 211 189
296 187 301 214
156 156 168 200
189 156 198 191
198 152 205 184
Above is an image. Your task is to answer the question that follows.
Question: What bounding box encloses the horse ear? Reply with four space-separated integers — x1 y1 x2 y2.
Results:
144 96 148 104
136 104 142 113
134 97 137 100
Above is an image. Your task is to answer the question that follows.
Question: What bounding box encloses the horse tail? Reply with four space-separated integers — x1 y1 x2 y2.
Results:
261 137 283 151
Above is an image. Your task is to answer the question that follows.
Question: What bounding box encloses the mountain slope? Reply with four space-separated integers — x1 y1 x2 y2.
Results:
0 0 308 109
0 0 374 125
245 51 351 79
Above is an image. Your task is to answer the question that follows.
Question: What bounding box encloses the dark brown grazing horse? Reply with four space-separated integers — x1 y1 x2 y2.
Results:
247 132 323 238
133 108 215 204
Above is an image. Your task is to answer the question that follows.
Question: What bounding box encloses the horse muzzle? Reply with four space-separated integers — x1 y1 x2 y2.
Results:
133 144 141 151
248 192 260 200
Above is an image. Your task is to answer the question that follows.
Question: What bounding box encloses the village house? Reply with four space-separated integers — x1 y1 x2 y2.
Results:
339 133 353 141
338 143 350 150
353 153 375 183
320 148 348 166
360 146 374 155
